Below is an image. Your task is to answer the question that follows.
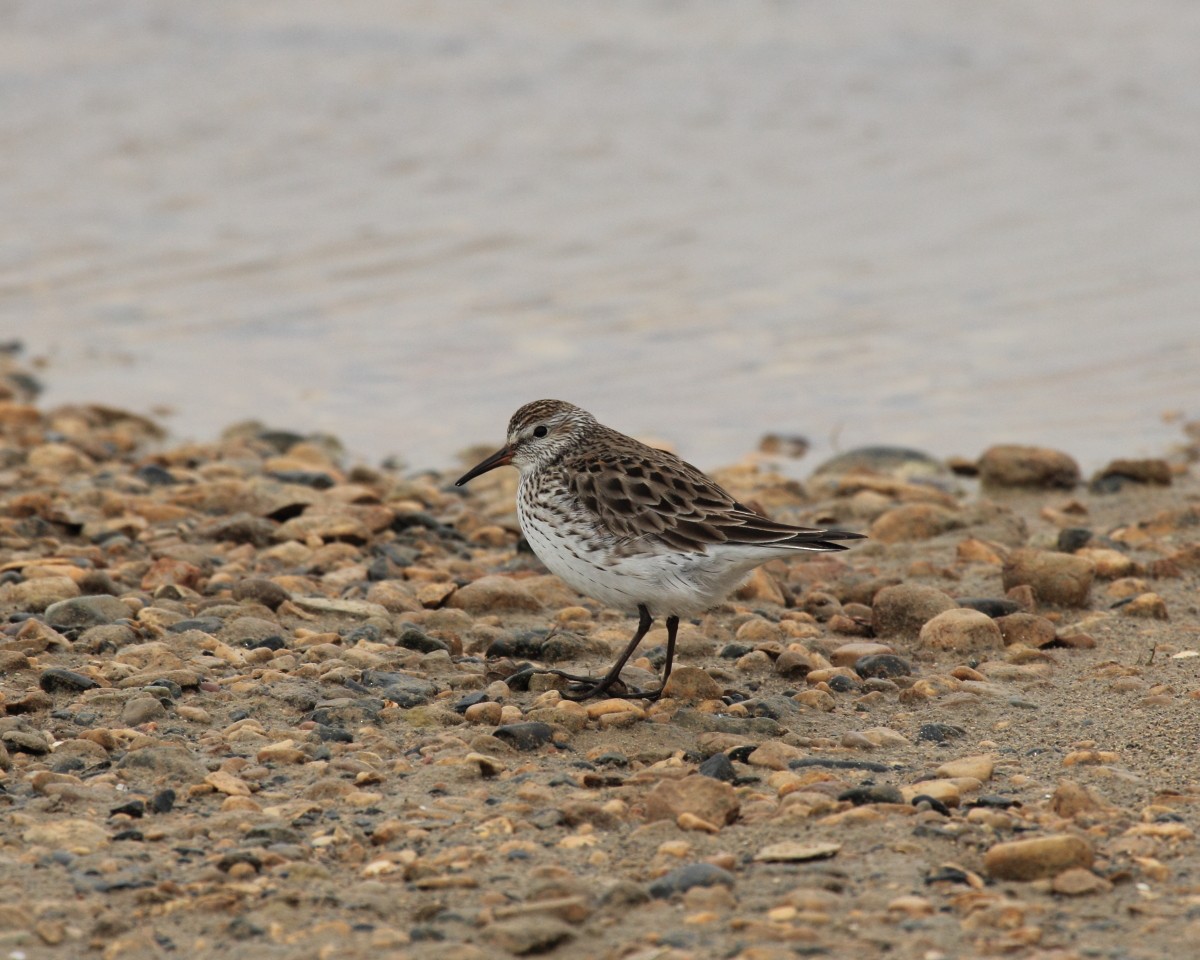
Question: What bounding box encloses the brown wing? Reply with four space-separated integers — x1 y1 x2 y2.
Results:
564 445 862 554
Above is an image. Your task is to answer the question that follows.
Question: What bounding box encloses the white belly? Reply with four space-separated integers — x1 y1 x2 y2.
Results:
518 499 778 618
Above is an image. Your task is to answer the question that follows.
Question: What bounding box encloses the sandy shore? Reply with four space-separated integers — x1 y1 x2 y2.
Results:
1 369 1199 959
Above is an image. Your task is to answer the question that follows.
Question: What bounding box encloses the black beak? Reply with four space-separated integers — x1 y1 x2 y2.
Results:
455 446 514 486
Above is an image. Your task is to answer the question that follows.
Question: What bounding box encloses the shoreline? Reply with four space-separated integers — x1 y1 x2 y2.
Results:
1 369 1199 959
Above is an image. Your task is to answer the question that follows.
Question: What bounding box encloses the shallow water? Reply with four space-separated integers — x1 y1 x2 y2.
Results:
4 1 1198 472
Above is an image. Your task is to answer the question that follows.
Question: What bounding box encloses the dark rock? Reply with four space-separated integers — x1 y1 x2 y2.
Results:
149 790 176 814
854 654 912 679
789 757 895 773
134 464 176 486
969 795 1022 809
39 668 100 693
719 642 755 660
242 635 286 651
827 673 859 693
453 691 490 714
916 723 967 743
839 784 904 806
956 597 1020 618
698 753 737 782
44 596 130 630
912 795 952 816
396 624 450 654
493 722 555 751
486 631 548 660
648 863 736 898
1057 528 1094 553
110 799 146 819
145 678 183 699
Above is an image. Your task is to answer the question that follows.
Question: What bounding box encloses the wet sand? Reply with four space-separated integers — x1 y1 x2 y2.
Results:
1 362 1199 959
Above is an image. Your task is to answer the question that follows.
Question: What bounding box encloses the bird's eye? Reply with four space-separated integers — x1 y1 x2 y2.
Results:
533 425 548 438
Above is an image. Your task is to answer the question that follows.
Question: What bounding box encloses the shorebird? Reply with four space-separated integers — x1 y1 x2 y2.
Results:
456 400 863 700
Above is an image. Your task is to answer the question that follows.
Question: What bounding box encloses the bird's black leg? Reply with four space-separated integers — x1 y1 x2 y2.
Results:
551 603 656 701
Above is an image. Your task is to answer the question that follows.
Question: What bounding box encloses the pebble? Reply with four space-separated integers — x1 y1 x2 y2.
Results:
697 752 737 782
44 595 131 629
447 576 543 614
871 584 958 639
1091 457 1172 491
644 775 740 826
868 503 963 543
983 834 1093 880
978 444 1080 489
839 784 903 805
662 666 723 701
1121 592 1169 619
753 841 841 863
484 918 575 955
1002 548 1094 607
648 863 736 899
854 653 912 679
493 722 556 751
917 608 1003 653
121 696 167 726
956 597 1020 618
995 612 1057 648
830 641 893 667
39 667 100 692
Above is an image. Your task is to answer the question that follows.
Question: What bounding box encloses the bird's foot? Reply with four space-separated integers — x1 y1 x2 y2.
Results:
542 668 663 702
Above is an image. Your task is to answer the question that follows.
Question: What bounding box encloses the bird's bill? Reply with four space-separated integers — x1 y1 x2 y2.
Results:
455 446 514 486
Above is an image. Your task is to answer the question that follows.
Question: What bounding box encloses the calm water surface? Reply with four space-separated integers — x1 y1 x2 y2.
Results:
4 1 1198 471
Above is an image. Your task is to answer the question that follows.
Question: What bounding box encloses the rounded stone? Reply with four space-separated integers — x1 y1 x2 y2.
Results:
446 576 543 614
983 834 1093 881
44 595 131 629
661 666 723 701
918 609 1003 653
978 445 1080 489
1121 592 1169 619
872 584 958 639
232 578 291 610
122 697 168 726
996 612 1057 648
869 503 963 544
8 576 81 611
1002 548 1094 607
644 774 739 826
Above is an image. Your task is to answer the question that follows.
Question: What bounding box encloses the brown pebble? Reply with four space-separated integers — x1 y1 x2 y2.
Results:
1002 548 1094 607
979 444 1080 489
984 834 1093 880
661 666 723 701
644 775 739 827
872 584 958 639
996 612 1057 648
917 608 1003 653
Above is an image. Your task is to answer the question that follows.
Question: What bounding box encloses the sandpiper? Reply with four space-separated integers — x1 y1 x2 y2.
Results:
456 400 864 700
